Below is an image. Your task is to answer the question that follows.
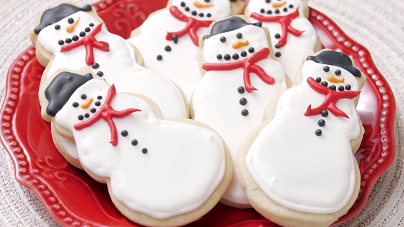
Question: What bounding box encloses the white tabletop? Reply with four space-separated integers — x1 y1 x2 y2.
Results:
0 0 402 226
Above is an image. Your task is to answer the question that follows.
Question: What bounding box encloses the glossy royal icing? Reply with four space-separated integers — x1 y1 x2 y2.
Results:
246 51 362 214
247 0 318 80
129 0 233 100
192 17 287 206
50 76 226 219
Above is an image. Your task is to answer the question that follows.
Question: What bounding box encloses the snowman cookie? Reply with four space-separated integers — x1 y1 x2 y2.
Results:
246 0 322 81
39 70 232 226
237 50 365 227
129 0 245 100
31 3 188 119
191 16 288 208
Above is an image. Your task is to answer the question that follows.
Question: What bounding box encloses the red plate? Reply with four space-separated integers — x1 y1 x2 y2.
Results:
0 0 396 226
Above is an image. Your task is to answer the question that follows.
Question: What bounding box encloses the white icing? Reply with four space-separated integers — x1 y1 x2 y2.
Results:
192 24 287 205
246 60 360 214
37 11 187 119
58 135 78 159
55 79 226 219
247 0 318 80
129 1 232 100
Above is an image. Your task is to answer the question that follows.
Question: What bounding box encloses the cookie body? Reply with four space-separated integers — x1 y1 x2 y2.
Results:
129 0 244 100
237 50 365 227
42 72 232 226
192 17 288 207
246 0 321 80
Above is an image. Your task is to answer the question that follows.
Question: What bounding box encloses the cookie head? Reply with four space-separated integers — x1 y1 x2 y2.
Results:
203 17 266 63
303 50 363 92
34 4 99 52
248 0 304 16
172 0 232 20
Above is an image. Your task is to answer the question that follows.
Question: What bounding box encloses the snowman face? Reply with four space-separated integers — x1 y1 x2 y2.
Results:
55 79 110 130
203 25 269 64
37 11 100 53
248 0 304 17
172 0 231 21
302 61 360 92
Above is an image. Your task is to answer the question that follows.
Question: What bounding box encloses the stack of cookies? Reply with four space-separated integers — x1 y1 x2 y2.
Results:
32 1 366 226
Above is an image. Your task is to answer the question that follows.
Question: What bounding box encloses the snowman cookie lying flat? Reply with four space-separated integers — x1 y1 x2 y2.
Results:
31 3 188 120
39 70 232 227
129 0 245 100
246 0 322 81
191 16 289 208
237 50 366 227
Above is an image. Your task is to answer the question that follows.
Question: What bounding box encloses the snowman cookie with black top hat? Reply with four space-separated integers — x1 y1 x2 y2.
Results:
38 69 232 227
31 3 188 120
129 0 245 101
237 50 366 227
246 0 322 81
191 16 289 208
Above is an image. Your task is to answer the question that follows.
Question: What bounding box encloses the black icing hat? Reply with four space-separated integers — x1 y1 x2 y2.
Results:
203 17 262 40
307 51 362 77
34 4 92 34
45 72 93 116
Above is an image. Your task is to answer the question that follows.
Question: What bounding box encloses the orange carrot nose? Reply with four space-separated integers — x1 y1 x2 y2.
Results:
327 76 345 83
193 1 213 8
232 40 249 49
272 2 287 8
66 17 80 33
81 98 93 109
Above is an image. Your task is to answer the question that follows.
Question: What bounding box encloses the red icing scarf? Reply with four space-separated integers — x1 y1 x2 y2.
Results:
74 85 141 146
304 77 361 119
60 23 110 66
202 48 275 93
250 7 304 48
166 6 213 46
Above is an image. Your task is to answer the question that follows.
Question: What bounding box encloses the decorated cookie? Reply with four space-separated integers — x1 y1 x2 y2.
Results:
246 0 322 81
237 50 365 227
40 70 232 226
191 16 288 208
31 3 188 120
129 0 245 100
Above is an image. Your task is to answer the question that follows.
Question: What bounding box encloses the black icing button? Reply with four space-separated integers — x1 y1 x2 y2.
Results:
165 45 172 52
275 33 281 39
131 139 138 146
172 35 178 44
275 52 281 57
97 96 102 100
321 110 329 117
316 77 322 83
345 84 351 90
72 35 79 41
275 43 280 49
318 119 326 127
92 63 100 69
97 71 104 77
157 55 163 61
142 148 148 154
241 109 249 116
315 129 322 136
238 86 245 94
121 130 129 137
78 115 84 120
239 98 247 106
65 38 72 43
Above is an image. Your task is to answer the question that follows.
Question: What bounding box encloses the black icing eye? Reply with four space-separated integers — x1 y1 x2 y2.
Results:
265 0 271 3
81 94 87 100
97 96 102 100
323 66 330 72
220 36 226 43
72 102 79 108
204 0 210 2
236 33 243 39
55 25 60 30
335 69 342 76
68 18 74 24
